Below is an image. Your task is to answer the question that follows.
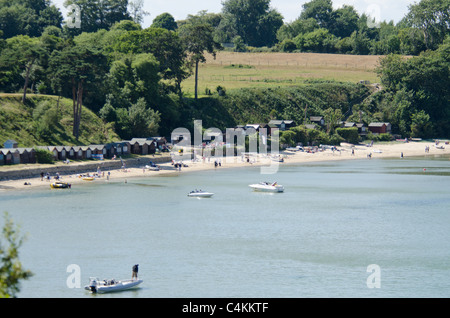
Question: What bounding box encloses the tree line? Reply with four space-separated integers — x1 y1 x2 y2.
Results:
0 0 449 141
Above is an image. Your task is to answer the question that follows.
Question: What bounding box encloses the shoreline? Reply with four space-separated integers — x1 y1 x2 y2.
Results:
1 141 448 192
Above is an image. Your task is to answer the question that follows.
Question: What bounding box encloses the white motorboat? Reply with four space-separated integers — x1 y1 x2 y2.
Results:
85 277 143 293
188 190 214 198
249 182 284 193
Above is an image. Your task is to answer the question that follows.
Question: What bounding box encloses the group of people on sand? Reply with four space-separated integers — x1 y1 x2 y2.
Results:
40 171 59 181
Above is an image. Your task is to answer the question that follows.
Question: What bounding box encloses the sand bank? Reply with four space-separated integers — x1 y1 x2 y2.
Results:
0 141 448 192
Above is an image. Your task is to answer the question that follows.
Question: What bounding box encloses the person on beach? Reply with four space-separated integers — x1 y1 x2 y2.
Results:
132 264 139 280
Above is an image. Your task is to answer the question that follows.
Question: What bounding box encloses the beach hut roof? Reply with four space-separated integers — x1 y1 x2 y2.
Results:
269 119 294 124
130 138 154 146
16 148 34 154
89 144 105 150
369 122 387 127
0 148 13 155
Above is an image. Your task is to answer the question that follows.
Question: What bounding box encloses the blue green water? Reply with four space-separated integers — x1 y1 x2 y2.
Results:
1 156 449 298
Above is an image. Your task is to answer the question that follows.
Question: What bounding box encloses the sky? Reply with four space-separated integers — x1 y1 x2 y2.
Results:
52 0 419 27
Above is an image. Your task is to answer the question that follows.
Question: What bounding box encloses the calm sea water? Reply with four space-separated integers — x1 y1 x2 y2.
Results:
1 156 449 298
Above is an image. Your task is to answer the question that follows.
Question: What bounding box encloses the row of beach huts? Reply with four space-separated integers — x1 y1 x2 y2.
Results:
233 119 391 137
0 137 168 166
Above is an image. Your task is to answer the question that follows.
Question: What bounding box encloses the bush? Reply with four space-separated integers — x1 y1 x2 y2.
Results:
336 127 360 144
35 148 54 164
324 133 344 145
366 132 393 142
279 39 297 52
280 130 297 147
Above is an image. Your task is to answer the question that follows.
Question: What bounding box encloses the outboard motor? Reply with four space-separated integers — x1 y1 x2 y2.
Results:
89 279 98 293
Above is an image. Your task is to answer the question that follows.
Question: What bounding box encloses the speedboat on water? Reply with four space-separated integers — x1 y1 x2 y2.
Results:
85 277 143 293
249 182 284 193
188 190 214 198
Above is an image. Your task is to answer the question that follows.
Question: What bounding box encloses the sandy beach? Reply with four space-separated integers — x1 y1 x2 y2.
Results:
0 140 448 192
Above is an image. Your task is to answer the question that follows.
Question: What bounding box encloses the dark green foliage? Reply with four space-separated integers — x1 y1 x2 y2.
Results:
35 147 54 164
374 38 450 137
64 0 132 34
151 12 178 31
0 0 63 39
220 0 283 47
336 127 359 144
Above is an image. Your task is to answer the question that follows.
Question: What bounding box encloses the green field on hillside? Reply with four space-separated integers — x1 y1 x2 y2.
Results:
182 52 382 96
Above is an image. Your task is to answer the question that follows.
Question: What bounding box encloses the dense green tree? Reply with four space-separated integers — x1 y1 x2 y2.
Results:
127 97 160 138
102 53 160 110
397 27 427 55
299 0 334 29
151 12 178 31
411 110 434 138
0 0 63 39
179 23 222 100
294 28 337 53
110 19 142 31
0 35 46 102
220 0 283 47
64 0 132 34
49 42 108 139
276 18 318 42
329 5 359 38
114 28 188 95
406 0 450 50
375 37 450 136
350 30 371 55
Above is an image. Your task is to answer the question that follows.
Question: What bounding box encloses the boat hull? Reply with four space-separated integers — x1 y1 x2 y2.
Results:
50 182 71 189
188 192 214 198
249 184 284 193
85 279 143 293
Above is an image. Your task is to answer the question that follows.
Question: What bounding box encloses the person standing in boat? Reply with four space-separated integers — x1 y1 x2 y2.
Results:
132 264 139 280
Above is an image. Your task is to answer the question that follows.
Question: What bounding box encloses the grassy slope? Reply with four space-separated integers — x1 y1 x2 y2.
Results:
0 94 119 147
